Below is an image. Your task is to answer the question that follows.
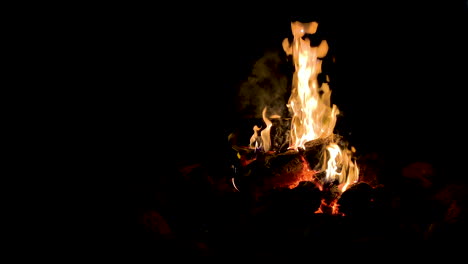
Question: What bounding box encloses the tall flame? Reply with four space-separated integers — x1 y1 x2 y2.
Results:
283 21 339 150
282 21 359 192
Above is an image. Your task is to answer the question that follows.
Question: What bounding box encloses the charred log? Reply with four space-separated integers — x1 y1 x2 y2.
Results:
337 182 374 217
232 134 346 194
234 149 307 196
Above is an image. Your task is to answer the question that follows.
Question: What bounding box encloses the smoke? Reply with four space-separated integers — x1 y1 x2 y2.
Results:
236 50 292 119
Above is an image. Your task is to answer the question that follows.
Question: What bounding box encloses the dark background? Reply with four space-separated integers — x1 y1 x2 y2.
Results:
71 1 468 257
91 1 467 178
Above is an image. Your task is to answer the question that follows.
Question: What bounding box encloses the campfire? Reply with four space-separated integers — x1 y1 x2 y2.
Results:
229 20 360 216
127 11 468 259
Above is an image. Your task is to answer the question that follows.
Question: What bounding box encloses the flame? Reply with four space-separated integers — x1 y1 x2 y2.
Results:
260 107 273 152
284 21 338 151
249 107 273 152
249 125 261 149
321 143 360 193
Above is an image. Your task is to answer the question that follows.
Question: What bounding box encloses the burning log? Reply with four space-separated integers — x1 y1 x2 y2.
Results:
231 133 347 202
234 134 341 182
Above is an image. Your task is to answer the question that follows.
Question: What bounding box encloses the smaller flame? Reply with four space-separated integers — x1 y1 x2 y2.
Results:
249 107 273 152
260 107 273 152
286 156 320 189
249 125 261 150
321 143 359 193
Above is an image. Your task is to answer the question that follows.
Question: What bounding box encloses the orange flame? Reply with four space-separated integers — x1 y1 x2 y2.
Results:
321 143 360 193
249 107 273 152
283 21 338 151
260 107 273 152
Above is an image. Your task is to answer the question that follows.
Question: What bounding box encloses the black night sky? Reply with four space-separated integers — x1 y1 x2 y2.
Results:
98 2 468 174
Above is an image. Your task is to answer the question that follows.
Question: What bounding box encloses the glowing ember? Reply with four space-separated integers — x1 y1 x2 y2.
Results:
286 156 319 189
